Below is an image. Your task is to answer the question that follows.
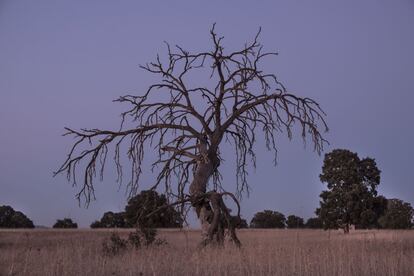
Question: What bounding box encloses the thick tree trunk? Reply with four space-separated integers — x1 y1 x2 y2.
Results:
343 223 350 234
189 154 241 247
189 160 215 244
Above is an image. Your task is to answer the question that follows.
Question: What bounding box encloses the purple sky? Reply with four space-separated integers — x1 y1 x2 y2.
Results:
1 1 413 227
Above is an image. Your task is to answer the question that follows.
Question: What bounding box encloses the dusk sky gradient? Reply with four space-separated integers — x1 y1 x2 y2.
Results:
1 0 413 227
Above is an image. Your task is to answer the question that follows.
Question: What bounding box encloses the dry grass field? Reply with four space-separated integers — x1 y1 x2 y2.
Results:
0 228 413 276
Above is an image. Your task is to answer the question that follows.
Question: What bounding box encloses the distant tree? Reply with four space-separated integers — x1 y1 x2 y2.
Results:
229 216 248 229
305 217 323 229
238 218 249 229
286 215 305 229
378 199 413 229
11 212 35 228
250 210 285 228
0 206 14 227
90 220 102 228
316 149 381 233
124 190 183 228
53 218 78 229
90 211 127 228
0 205 34 228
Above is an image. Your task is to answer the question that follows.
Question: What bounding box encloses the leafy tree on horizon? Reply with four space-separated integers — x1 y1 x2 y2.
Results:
305 217 323 229
250 210 286 228
378 199 413 229
286 215 305 228
237 218 249 229
91 191 183 228
90 211 127 228
229 215 248 229
124 190 183 228
0 205 34 228
55 25 328 246
53 218 78 229
316 149 381 233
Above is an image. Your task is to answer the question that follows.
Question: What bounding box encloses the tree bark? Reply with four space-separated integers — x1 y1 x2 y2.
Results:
189 152 240 247
189 158 215 244
343 223 350 234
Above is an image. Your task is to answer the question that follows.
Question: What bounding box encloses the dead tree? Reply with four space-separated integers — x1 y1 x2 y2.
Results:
55 25 328 247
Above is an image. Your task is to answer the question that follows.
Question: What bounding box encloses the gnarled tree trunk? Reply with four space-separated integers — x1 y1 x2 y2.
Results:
189 150 240 247
189 159 214 244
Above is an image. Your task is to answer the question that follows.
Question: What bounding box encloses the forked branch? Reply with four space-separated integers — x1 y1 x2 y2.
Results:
55 25 328 224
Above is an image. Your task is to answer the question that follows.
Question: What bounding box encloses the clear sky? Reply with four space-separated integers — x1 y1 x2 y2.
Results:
1 0 413 227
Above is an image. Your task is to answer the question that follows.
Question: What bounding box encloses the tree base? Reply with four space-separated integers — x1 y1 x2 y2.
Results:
193 191 242 248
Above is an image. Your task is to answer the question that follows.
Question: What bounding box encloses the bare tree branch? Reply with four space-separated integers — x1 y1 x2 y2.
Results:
56 24 328 246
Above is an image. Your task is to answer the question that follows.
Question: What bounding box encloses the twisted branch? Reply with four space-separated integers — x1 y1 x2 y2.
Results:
55 24 328 217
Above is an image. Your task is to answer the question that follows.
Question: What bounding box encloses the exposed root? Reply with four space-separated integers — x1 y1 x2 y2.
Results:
197 191 242 248
144 190 242 248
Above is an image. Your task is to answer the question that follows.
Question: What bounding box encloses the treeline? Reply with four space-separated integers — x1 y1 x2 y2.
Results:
249 149 413 231
0 190 183 229
249 210 321 229
1 149 413 230
1 195 412 230
248 199 413 230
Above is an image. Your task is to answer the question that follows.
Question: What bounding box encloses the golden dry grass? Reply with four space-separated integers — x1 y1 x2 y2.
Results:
0 228 413 276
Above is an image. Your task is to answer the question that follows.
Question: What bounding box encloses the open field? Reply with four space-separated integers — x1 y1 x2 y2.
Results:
0 229 413 276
